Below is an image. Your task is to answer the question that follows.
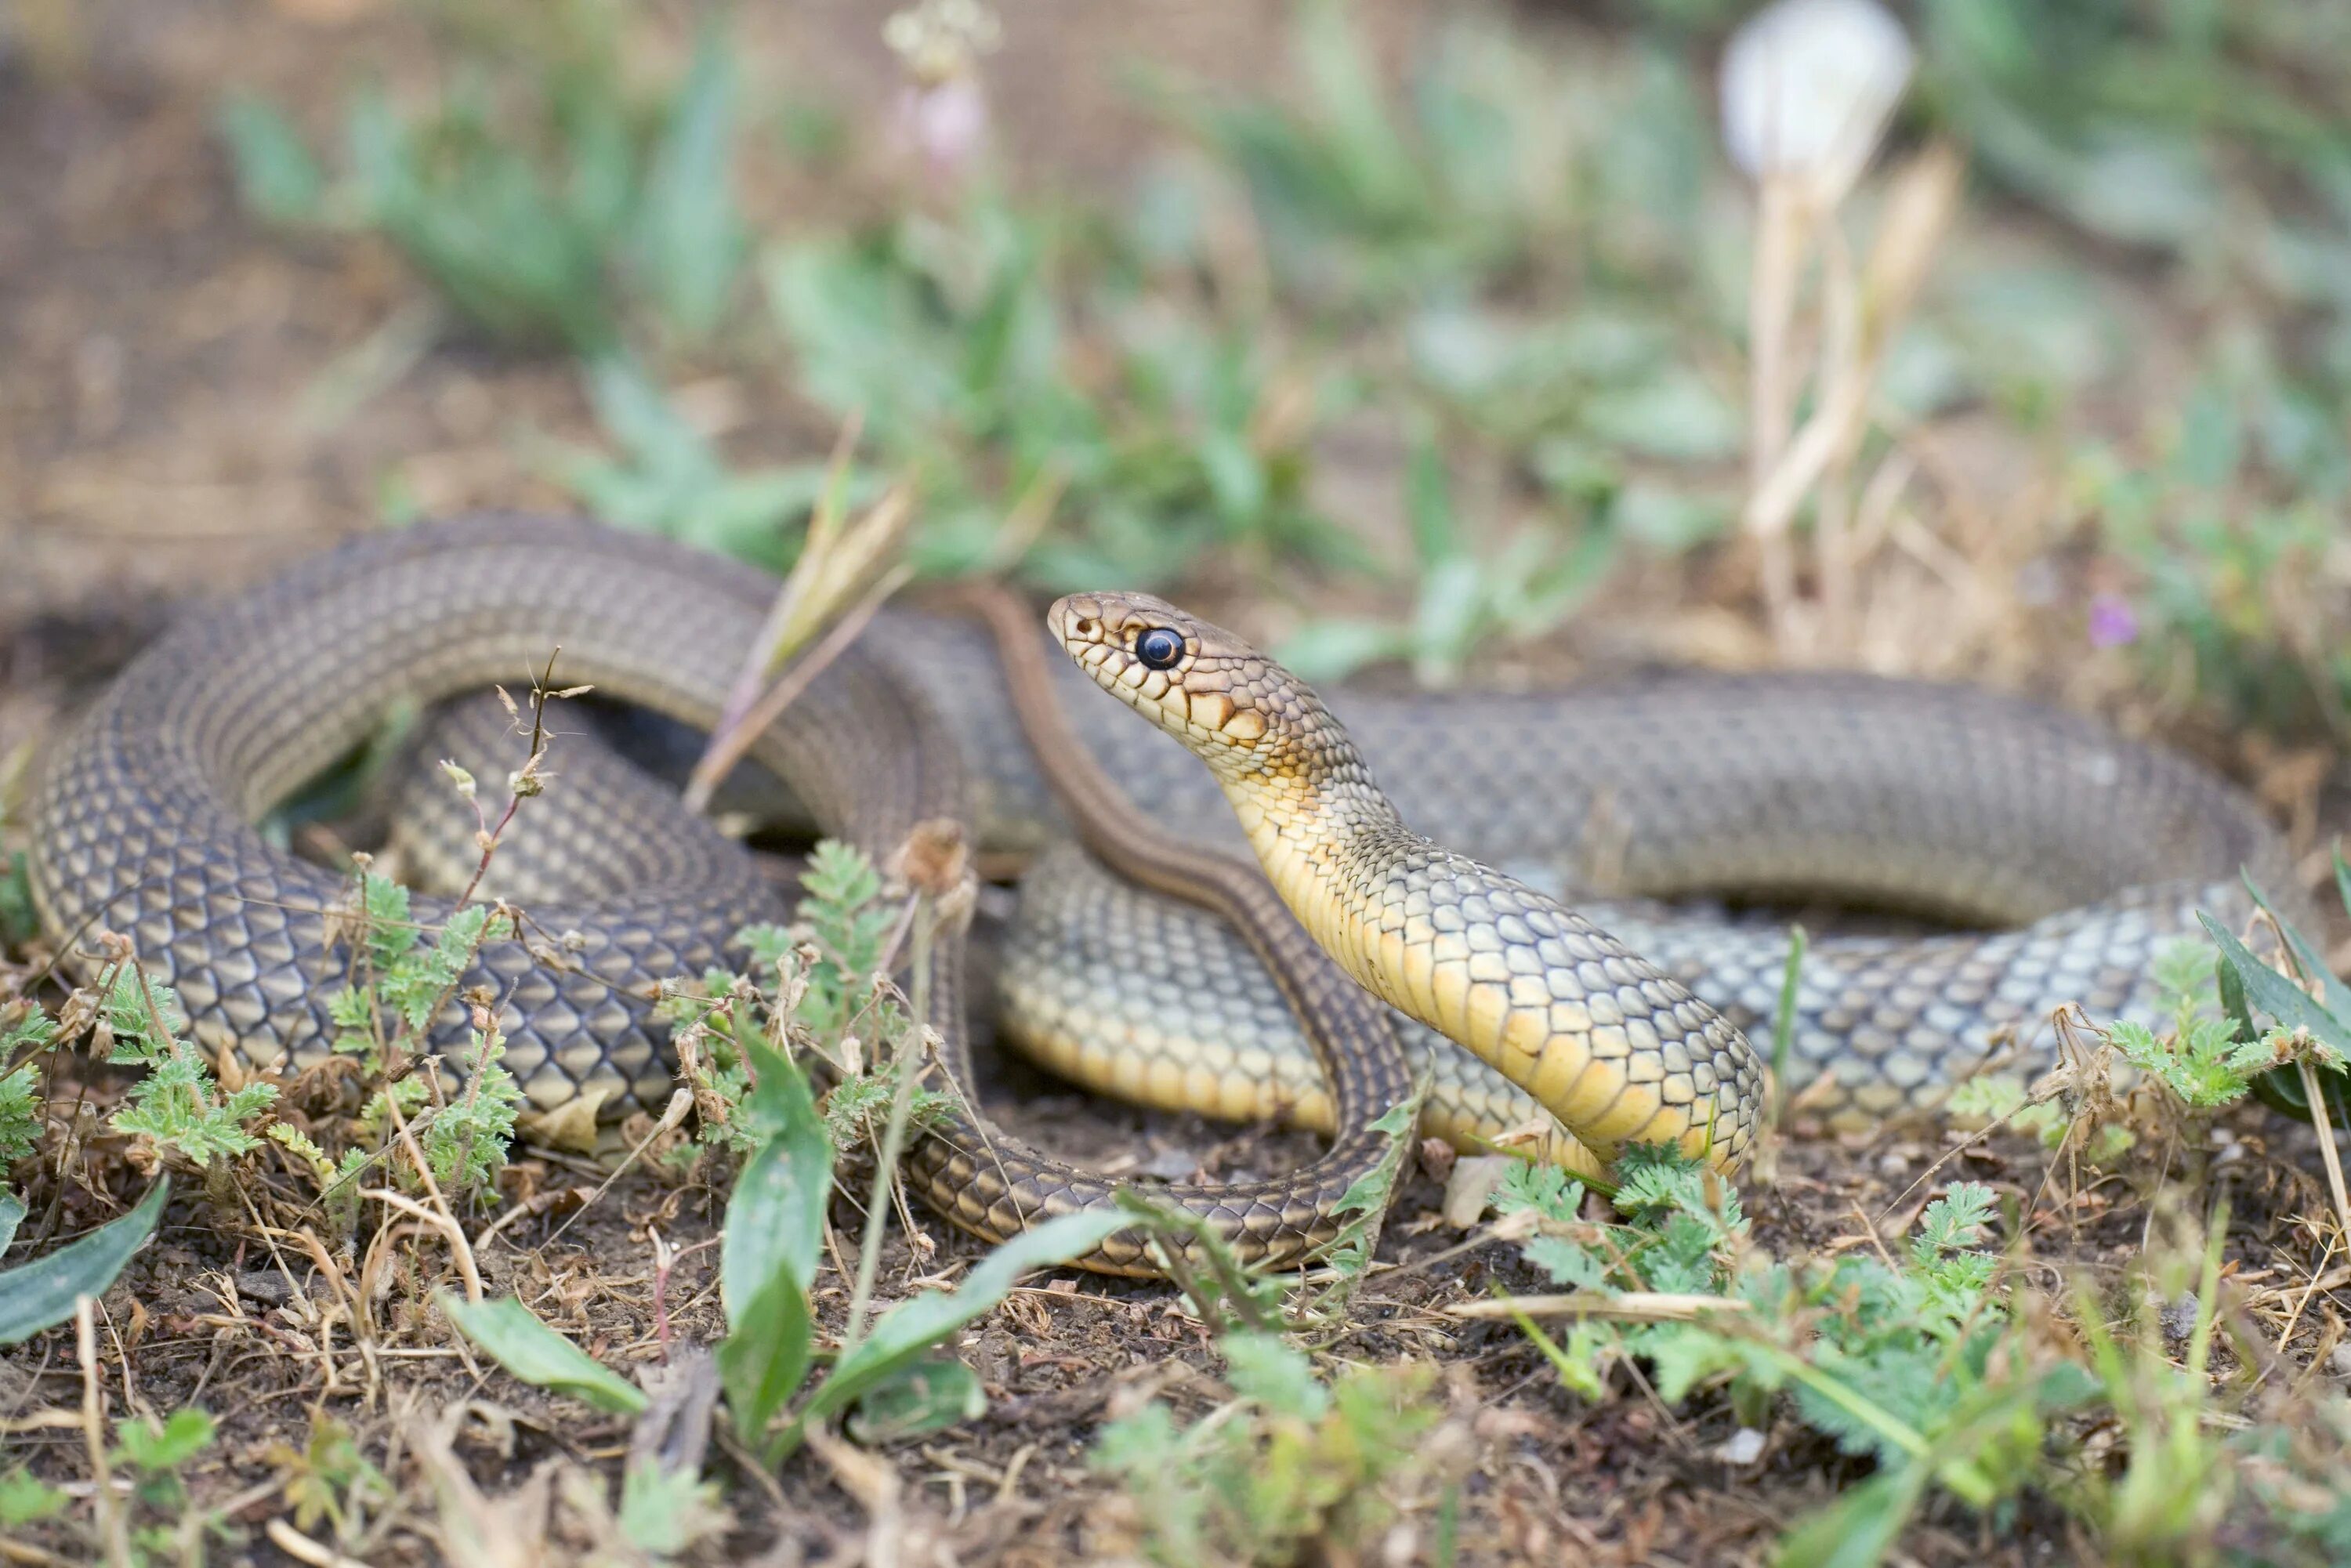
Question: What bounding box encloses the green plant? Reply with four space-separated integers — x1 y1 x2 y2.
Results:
2077 361 2351 737
1276 429 1622 684
111 1407 231 1564
538 357 840 571
661 841 948 1162
2107 938 2307 1108
313 867 526 1208
0 1000 46 1173
449 1029 1128 1462
455 832 1145 1461
218 1 748 353
1496 1147 2100 1563
1092 1331 1451 1567
328 871 509 1070
266 1414 392 1552
1139 0 1664 309
767 197 1356 586
1916 0 2351 335
0 1467 66 1528
101 967 279 1168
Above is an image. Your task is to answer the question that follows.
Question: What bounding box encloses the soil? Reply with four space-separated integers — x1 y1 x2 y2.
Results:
2 3 2347 1566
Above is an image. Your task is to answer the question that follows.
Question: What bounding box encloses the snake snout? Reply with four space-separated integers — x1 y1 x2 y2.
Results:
1047 593 1281 766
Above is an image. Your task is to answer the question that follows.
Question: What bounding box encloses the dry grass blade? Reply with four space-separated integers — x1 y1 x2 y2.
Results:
686 421 917 812
1744 142 1964 656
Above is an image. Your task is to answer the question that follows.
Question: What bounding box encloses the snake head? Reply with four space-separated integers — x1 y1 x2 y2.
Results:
1048 592 1295 779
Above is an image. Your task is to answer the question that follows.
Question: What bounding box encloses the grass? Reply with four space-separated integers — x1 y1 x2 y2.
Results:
3 0 2351 1561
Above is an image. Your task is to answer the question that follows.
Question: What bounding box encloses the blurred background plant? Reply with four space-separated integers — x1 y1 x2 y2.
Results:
209 0 2351 741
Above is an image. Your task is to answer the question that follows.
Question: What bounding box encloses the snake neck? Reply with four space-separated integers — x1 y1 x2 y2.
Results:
1209 691 1404 869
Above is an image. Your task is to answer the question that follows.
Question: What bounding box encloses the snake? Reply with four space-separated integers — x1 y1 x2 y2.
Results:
21 516 2306 1273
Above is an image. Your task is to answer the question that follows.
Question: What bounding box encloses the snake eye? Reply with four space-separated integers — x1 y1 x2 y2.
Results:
1134 626 1185 671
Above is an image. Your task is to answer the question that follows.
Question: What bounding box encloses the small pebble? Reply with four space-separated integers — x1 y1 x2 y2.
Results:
1716 1427 1767 1465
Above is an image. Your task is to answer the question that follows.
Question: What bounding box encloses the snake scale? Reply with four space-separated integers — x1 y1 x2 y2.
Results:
24 516 2305 1273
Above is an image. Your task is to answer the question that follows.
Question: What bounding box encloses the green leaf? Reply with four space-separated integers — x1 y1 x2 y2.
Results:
617 1460 728 1557
846 1354 987 1443
0 1062 39 1164
1404 433 1461 568
0 1190 23 1258
0 849 35 948
440 1294 649 1416
722 1036 833 1325
1580 366 1741 462
792 1209 1131 1440
633 27 748 344
1272 619 1409 683
0 1178 168 1347
216 92 328 226
0 1467 67 1526
715 1269 813 1447
1411 556 1490 685
2240 874 2351 1023
2197 913 2351 1059
1222 1332 1326 1420
114 1409 216 1472
1771 1463 1929 1568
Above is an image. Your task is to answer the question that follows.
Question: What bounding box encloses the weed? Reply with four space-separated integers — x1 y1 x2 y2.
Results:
94 962 280 1170
768 195 1356 587
113 1407 230 1563
1092 1331 1452 1568
0 1001 47 1174
219 1 749 353
538 357 839 572
266 1414 393 1550
451 998 1125 1464
304 864 527 1210
661 840 947 1164
2074 362 2351 738
326 871 513 1070
1498 1148 2099 1559
1276 427 1621 685
0 1466 66 1527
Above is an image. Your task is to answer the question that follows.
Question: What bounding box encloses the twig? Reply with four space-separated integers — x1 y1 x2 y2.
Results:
2296 1057 2351 1245
455 648 574 910
842 892 939 1356
373 1077 484 1304
263 1519 371 1568
78 1297 130 1568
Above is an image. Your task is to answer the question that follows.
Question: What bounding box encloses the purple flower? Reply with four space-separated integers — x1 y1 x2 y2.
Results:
2087 593 2139 649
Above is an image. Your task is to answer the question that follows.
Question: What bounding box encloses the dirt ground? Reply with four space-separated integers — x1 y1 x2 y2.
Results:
3 2 2349 1565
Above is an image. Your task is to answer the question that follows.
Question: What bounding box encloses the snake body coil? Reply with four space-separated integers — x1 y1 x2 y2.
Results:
25 518 2304 1272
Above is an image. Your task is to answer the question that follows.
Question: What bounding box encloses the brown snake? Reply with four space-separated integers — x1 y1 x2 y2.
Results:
24 516 2305 1273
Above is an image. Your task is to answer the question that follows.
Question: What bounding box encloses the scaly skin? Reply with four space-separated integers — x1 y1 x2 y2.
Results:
1046 592 1766 1175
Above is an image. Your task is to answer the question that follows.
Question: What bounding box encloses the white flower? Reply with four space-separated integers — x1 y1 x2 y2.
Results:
1719 0 1914 205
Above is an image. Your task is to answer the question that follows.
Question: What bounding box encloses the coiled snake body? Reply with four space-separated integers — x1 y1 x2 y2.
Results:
26 518 2301 1273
